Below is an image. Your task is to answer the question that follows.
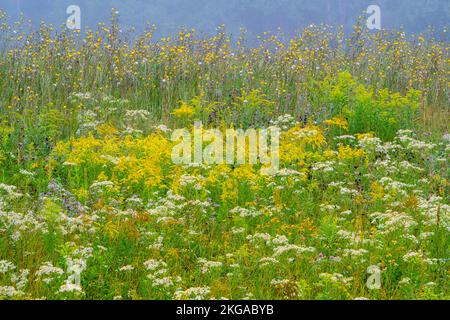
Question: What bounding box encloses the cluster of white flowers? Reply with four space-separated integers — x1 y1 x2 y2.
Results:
35 262 64 283
57 246 92 295
62 161 78 167
319 204 341 212
246 233 273 245
270 114 298 131
19 169 35 177
399 277 411 285
340 187 360 196
230 227 246 234
125 109 151 122
123 126 143 135
197 258 223 273
342 248 369 258
0 211 47 241
125 195 144 207
174 286 211 300
178 174 204 187
143 258 180 288
400 234 418 244
100 155 120 165
143 259 167 273
311 161 334 172
0 260 16 274
90 180 115 191
397 135 436 153
148 275 179 288
370 211 418 233
155 124 170 132
329 181 345 187
358 135 383 151
270 278 291 287
259 257 279 267
417 196 449 228
319 272 353 284
0 285 23 298
373 159 398 174
119 265 135 272
402 251 424 263
294 127 320 139
76 109 102 134
334 135 356 141
0 183 23 198
156 216 183 225
11 269 29 290
59 282 83 294
399 160 424 172
146 193 188 218
418 231 434 240
230 207 263 218
148 236 165 250
69 92 95 103
274 168 303 177
272 244 315 257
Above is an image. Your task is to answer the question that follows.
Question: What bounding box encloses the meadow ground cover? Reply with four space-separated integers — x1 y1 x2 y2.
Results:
0 11 448 300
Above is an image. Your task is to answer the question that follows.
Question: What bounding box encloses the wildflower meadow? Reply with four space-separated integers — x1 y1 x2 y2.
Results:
0 8 448 301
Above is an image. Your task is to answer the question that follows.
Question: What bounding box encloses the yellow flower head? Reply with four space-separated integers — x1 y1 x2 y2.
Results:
324 117 348 130
171 102 194 119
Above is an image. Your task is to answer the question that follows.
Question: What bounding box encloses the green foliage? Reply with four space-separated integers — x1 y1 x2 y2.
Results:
313 72 421 140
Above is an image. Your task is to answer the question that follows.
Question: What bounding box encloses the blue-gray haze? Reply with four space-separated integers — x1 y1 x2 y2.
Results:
0 0 448 39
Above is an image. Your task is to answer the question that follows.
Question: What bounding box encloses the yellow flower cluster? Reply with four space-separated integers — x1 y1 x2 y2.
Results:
53 131 172 192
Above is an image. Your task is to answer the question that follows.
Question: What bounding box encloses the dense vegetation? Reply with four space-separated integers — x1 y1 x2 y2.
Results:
0 10 448 300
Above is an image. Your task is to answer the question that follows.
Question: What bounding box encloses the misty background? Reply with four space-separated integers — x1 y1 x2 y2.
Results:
0 0 449 39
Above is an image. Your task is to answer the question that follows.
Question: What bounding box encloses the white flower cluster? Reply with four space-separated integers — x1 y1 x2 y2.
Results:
0 183 23 198
0 285 23 298
272 244 316 257
90 180 115 191
197 258 223 273
230 207 263 218
270 114 298 131
259 257 279 267
0 260 16 274
125 109 151 122
35 262 64 284
370 211 418 233
319 272 353 284
174 286 211 300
